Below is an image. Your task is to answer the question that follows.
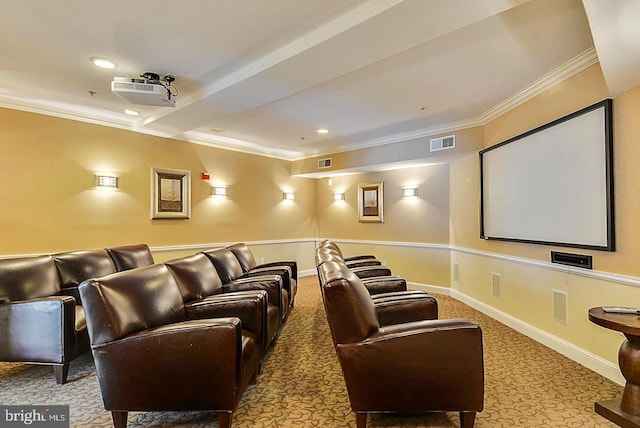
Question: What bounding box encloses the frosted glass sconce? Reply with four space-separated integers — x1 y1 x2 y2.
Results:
334 192 345 201
283 192 295 201
212 186 228 196
94 175 118 189
402 187 418 198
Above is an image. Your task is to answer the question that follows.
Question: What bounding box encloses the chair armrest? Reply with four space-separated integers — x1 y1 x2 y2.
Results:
350 266 392 279
374 294 438 325
58 286 82 304
226 276 285 314
241 267 291 290
361 276 407 295
345 259 382 268
185 291 267 339
343 255 377 262
370 290 426 300
0 296 76 362
91 318 243 410
255 261 297 281
337 319 484 412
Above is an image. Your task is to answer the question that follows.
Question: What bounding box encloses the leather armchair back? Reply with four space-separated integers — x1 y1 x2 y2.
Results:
226 243 258 271
79 264 185 345
165 253 224 302
53 250 116 303
319 239 342 255
201 248 245 284
318 262 379 344
106 244 154 271
315 248 344 267
0 255 60 303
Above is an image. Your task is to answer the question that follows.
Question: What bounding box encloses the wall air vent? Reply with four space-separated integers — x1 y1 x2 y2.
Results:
552 289 568 324
318 158 332 169
430 135 455 152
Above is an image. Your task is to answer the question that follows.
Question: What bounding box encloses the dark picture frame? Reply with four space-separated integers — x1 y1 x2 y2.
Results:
151 167 191 219
358 182 384 223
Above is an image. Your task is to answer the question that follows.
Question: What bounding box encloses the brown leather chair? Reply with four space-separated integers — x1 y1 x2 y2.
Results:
165 253 279 354
202 248 290 321
227 243 297 307
79 264 261 428
317 260 438 325
106 244 154 271
53 249 117 304
316 249 403 294
0 255 89 384
318 239 378 264
315 244 381 268
318 262 484 428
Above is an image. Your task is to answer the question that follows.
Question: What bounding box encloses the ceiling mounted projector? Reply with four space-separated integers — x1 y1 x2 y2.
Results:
111 72 177 107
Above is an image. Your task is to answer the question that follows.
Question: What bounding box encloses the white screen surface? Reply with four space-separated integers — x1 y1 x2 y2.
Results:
480 101 613 250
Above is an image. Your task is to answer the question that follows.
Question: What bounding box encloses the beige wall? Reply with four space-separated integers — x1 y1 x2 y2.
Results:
0 108 316 257
314 164 453 286
291 127 484 175
452 63 640 276
449 63 640 370
315 165 450 243
452 64 615 264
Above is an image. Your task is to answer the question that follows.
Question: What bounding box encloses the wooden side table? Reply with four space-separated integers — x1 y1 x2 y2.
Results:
589 307 640 428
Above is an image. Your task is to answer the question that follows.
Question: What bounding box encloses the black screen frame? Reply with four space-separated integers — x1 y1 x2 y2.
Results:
479 99 614 251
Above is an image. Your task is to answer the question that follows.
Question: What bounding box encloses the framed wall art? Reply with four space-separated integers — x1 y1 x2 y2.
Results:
151 167 191 219
358 182 384 223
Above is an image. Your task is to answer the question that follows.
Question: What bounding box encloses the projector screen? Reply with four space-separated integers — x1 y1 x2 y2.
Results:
479 99 614 251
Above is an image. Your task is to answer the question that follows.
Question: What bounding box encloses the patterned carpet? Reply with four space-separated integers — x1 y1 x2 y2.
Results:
0 276 622 427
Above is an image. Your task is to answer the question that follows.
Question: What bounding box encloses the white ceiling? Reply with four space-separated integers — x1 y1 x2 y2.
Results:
1 0 638 161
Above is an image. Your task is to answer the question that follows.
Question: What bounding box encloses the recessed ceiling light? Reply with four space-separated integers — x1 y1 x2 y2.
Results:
90 57 115 69
124 109 139 116
316 128 329 134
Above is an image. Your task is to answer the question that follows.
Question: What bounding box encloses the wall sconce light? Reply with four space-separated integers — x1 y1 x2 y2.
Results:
212 186 228 197
334 192 345 201
94 175 119 189
283 192 295 201
402 187 418 198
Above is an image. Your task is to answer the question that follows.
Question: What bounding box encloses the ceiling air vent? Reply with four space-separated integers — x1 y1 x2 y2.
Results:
318 158 332 169
430 135 455 152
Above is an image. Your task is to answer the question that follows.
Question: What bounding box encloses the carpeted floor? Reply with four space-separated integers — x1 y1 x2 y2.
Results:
0 276 622 427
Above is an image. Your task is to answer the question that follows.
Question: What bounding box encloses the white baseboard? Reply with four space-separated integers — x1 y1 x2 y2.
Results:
408 282 624 386
451 289 625 386
299 268 316 277
407 282 451 296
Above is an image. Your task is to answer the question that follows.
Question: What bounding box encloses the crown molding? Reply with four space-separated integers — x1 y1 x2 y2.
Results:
0 95 135 129
477 48 599 123
299 48 600 159
183 131 301 160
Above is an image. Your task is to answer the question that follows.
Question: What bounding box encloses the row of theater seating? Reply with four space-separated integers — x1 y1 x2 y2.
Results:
315 240 485 428
0 242 297 428
0 244 155 384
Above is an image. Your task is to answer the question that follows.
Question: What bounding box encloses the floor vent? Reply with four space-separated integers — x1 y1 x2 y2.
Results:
430 135 455 152
553 289 568 324
317 158 332 169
